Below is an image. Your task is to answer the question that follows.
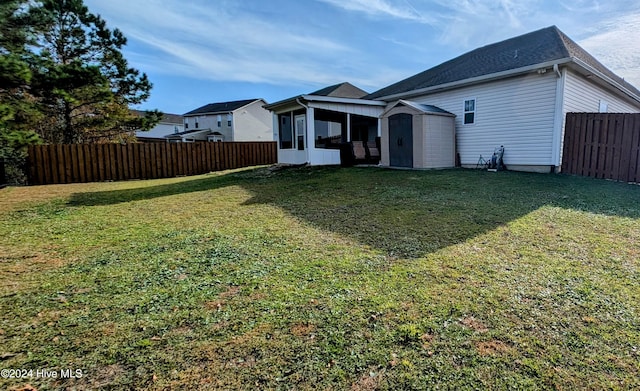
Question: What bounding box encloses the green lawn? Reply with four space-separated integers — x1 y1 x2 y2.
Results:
1 166 639 390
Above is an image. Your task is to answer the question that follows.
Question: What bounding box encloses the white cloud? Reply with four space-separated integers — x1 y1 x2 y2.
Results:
426 0 544 48
85 0 640 96
85 0 402 90
316 0 438 24
579 12 640 88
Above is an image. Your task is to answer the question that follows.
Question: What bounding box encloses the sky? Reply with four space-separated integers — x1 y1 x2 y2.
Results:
83 0 640 115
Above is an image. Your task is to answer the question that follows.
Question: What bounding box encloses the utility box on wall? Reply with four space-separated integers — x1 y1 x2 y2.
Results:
380 100 456 169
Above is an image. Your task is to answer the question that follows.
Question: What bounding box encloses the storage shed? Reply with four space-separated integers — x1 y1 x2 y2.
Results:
380 100 456 169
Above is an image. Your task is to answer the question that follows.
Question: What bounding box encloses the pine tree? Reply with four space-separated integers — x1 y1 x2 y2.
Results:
28 0 160 143
0 0 42 183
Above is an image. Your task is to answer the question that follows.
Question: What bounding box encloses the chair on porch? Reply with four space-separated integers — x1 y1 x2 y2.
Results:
351 141 367 161
366 141 380 162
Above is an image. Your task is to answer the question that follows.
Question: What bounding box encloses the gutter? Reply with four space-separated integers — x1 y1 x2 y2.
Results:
300 95 387 106
571 57 640 105
296 97 309 110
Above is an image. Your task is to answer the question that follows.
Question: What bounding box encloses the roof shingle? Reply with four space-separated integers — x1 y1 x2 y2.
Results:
309 82 369 98
366 26 640 100
184 99 261 116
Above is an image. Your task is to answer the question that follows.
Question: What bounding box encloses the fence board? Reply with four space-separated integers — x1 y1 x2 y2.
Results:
26 142 276 185
629 116 640 183
563 113 640 183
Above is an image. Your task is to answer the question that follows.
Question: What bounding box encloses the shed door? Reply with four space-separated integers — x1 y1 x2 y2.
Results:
389 113 413 168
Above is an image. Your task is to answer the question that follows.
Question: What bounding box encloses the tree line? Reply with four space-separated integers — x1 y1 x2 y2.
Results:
1 0 162 183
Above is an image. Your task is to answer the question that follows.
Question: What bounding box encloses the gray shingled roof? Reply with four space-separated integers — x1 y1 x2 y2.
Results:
366 26 640 100
160 113 184 124
184 99 260 116
131 110 183 124
400 101 454 115
309 82 369 98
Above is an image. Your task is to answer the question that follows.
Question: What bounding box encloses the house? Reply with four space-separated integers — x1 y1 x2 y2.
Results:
266 26 640 172
167 99 272 143
133 111 184 142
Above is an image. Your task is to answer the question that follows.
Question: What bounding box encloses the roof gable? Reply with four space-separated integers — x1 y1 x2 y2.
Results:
310 82 369 98
366 26 640 101
382 100 454 117
184 99 262 116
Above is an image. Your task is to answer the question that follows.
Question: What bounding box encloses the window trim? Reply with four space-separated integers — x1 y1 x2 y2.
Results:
278 113 294 149
217 114 222 128
463 98 476 125
599 100 608 113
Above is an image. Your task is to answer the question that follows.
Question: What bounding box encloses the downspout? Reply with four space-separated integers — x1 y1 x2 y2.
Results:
296 98 308 110
551 63 566 172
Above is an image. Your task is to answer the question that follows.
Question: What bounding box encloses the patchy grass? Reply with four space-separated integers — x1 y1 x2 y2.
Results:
1 166 639 390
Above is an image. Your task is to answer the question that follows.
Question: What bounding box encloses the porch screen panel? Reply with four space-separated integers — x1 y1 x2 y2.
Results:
279 114 293 149
314 109 346 149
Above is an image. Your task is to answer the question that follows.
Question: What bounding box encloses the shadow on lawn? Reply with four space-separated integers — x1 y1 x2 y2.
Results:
67 173 241 207
69 166 640 258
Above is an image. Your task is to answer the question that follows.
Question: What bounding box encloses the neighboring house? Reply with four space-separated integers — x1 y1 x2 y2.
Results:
133 110 184 142
167 99 271 143
266 26 640 172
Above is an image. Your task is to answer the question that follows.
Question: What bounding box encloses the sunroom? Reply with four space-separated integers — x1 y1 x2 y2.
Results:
264 85 386 166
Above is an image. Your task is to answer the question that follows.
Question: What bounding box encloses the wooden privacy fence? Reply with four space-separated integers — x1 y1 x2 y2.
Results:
27 141 277 185
562 113 640 183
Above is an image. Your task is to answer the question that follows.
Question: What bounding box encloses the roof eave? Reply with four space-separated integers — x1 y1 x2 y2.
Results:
374 58 574 101
184 110 233 117
570 58 640 105
184 99 264 117
264 94 387 113
300 95 387 106
263 96 303 112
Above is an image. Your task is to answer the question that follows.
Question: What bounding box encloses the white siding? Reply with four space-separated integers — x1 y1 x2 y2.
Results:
557 70 640 167
185 114 233 140
233 100 273 141
563 70 640 114
310 102 383 118
136 122 183 139
411 72 558 166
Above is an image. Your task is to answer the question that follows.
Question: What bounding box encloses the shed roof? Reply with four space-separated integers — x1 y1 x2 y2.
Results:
401 101 454 116
184 99 262 116
366 26 640 101
382 100 455 117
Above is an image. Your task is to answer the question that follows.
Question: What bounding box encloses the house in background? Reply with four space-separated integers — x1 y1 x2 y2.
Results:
266 26 640 172
133 110 184 142
166 99 272 143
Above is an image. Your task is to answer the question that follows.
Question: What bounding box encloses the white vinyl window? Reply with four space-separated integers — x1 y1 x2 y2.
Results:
227 114 232 127
217 115 222 128
599 100 608 113
464 98 476 125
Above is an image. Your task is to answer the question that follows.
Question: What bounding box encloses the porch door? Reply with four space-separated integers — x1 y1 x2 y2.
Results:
295 114 306 151
388 113 413 167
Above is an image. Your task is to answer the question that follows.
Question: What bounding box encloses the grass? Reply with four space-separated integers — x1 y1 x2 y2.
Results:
1 166 639 390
